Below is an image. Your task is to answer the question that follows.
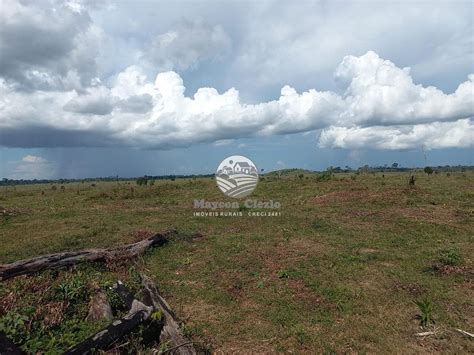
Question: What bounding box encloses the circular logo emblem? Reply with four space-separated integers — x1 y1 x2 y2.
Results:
216 155 258 198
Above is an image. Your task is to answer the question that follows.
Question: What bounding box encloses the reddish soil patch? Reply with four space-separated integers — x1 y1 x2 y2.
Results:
396 206 461 225
432 264 474 276
392 281 426 296
286 279 331 309
342 205 462 228
310 188 412 205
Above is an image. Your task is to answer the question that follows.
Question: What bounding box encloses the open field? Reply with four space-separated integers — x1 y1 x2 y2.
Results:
0 171 473 353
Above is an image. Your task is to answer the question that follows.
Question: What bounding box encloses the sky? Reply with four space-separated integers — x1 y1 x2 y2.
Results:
0 0 473 179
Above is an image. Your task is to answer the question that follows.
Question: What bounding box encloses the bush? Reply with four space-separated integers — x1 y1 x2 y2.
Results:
56 277 86 303
424 166 434 175
316 171 332 182
136 177 148 186
439 248 462 266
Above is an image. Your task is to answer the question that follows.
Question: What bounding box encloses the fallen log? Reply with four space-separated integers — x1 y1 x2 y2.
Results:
65 277 195 354
0 230 175 281
65 300 153 355
141 274 196 355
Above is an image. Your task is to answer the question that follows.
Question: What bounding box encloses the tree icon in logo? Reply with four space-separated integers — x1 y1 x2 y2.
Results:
215 155 258 198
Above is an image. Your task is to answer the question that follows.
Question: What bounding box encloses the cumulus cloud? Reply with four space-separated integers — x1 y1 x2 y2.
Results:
63 85 115 115
4 154 54 179
0 51 472 150
319 119 473 150
145 20 231 71
0 0 103 91
231 0 473 91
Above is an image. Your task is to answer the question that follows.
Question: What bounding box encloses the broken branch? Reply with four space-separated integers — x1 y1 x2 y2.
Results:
0 230 175 281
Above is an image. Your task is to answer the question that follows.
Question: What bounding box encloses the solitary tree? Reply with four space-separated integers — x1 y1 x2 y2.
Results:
424 166 434 175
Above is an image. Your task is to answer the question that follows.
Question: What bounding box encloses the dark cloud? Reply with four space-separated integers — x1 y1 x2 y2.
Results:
117 94 153 113
62 89 115 115
0 125 116 148
0 0 100 91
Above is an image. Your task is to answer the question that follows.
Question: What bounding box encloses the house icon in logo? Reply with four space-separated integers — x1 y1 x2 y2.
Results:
233 161 257 174
216 155 259 198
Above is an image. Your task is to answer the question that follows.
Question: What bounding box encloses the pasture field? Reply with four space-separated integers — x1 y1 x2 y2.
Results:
0 171 473 353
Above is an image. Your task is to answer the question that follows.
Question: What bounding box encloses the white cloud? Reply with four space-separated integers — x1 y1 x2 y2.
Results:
214 139 234 146
5 155 53 179
230 0 473 91
319 119 473 150
22 155 48 163
0 51 472 150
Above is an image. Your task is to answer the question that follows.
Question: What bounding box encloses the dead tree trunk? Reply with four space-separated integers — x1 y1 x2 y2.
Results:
65 300 153 355
0 231 175 281
141 274 196 355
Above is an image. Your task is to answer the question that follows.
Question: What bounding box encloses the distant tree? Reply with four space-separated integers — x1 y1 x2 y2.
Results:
136 177 148 186
392 163 399 169
149 179 155 186
424 166 434 175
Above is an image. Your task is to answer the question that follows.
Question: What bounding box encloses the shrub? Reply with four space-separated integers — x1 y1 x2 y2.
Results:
316 171 331 182
415 298 433 327
0 312 28 344
136 177 148 186
439 248 462 266
56 277 86 303
424 166 434 175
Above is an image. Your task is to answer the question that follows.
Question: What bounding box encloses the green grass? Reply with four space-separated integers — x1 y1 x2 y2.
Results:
0 171 473 352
